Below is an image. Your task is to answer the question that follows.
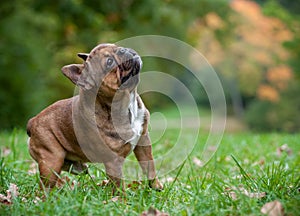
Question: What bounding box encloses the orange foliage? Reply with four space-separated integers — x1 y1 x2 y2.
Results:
190 0 294 100
266 65 293 90
231 0 261 21
257 85 279 102
231 0 289 35
205 12 224 30
230 0 292 63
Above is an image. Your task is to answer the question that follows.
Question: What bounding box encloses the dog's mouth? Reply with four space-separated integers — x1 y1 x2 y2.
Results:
119 55 141 85
113 48 141 89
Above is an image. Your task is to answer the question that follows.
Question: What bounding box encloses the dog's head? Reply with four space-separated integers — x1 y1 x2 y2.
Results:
62 44 142 95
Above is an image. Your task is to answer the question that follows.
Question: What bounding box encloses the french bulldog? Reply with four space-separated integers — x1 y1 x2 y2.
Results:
27 43 163 193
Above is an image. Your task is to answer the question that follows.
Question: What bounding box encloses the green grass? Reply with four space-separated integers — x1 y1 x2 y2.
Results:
0 129 299 215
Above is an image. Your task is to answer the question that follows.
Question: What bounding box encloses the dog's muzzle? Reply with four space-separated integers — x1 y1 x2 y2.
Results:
117 48 142 85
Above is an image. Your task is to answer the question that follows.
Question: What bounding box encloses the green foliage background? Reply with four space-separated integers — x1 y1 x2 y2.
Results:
0 0 299 131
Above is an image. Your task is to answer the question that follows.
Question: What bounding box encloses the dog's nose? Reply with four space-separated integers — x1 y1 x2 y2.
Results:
117 47 137 57
117 48 127 56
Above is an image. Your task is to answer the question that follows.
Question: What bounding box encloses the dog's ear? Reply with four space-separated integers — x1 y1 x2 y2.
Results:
78 53 89 61
61 64 84 85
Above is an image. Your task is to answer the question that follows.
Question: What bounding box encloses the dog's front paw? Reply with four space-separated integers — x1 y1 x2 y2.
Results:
149 178 163 191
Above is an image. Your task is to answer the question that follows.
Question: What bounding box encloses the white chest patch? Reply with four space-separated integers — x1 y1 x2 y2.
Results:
127 93 145 149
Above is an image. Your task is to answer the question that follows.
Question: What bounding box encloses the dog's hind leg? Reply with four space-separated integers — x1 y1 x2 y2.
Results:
37 150 66 190
39 163 63 190
29 136 66 190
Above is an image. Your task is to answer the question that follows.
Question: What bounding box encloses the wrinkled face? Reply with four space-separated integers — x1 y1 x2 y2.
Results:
62 44 142 95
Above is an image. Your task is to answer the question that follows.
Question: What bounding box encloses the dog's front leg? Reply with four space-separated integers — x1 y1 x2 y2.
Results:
134 134 163 190
104 157 125 195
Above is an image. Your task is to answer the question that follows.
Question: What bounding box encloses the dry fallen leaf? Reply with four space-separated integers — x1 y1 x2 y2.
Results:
0 193 11 205
277 144 292 156
252 158 266 167
7 183 19 199
102 196 122 204
0 183 19 205
98 179 110 187
261 200 284 216
140 206 169 216
225 191 238 200
111 196 121 202
244 191 266 199
223 186 266 200
259 158 266 166
69 180 78 190
28 162 38 175
193 157 204 167
33 196 42 204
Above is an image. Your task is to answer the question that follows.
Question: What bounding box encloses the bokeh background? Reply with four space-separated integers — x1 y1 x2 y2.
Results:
0 0 299 132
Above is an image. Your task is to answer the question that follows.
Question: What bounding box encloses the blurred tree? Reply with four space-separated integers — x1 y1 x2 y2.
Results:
0 0 232 129
248 0 300 132
266 0 300 81
190 0 300 133
1 0 298 132
277 0 300 15
0 0 58 129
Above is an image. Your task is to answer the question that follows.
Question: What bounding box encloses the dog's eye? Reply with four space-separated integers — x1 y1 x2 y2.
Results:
106 58 114 67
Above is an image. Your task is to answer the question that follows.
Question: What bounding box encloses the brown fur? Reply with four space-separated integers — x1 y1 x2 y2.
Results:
27 44 163 193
